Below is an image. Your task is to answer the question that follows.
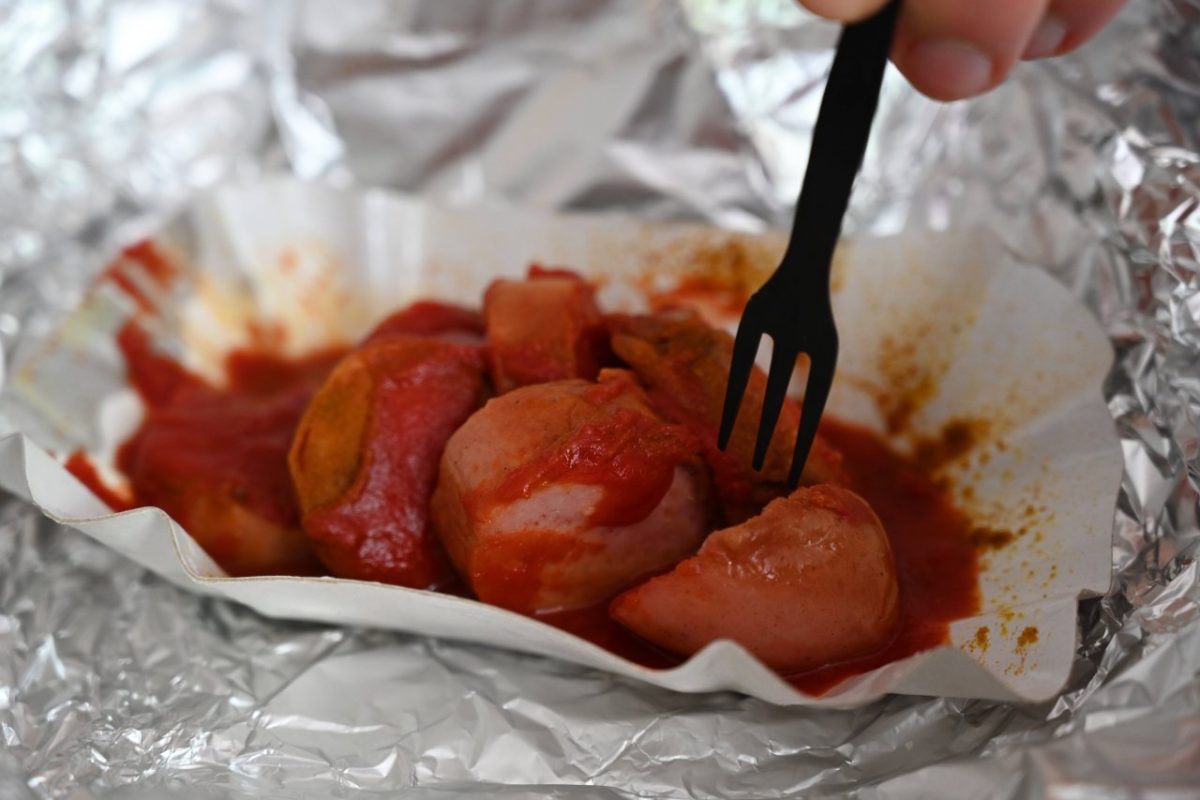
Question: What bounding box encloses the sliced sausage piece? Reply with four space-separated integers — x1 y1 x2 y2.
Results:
484 267 609 393
431 370 712 613
610 484 899 673
289 336 487 588
608 310 844 522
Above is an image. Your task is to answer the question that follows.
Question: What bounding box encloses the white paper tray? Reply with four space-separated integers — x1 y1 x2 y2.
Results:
0 178 1123 707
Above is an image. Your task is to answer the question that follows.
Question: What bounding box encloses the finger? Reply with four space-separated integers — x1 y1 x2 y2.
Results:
797 0 891 23
892 0 1052 101
1022 0 1129 60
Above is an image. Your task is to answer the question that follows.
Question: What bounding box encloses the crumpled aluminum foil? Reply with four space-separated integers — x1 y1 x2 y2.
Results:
1 0 1198 797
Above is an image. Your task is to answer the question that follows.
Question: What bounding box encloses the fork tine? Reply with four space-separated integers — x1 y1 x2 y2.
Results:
718 322 762 451
752 341 795 470
788 350 836 489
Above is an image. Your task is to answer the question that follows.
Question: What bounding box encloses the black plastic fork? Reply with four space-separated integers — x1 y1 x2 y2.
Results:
718 1 900 489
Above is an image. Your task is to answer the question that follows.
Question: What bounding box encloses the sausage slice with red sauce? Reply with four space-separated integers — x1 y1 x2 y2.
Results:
431 370 712 613
483 267 609 393
289 335 488 588
611 484 900 672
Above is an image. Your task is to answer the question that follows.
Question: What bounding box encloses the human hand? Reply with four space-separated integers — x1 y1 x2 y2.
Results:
799 0 1129 101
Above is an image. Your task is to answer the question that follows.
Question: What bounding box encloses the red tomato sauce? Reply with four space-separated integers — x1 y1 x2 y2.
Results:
70 295 980 695
108 322 344 576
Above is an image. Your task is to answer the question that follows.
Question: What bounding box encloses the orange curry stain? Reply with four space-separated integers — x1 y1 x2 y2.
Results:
1017 626 1039 650
872 321 965 439
648 274 751 320
912 419 988 473
638 239 778 324
969 526 1017 551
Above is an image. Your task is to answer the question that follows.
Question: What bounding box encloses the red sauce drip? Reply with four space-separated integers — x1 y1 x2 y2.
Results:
115 323 206 406
114 321 343 576
102 241 178 311
64 451 133 512
123 240 176 283
483 407 696 529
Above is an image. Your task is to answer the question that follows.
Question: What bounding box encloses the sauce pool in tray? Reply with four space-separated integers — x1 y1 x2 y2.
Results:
536 420 980 694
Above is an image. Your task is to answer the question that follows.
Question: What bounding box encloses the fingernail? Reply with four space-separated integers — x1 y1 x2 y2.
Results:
906 40 994 100
1023 15 1067 60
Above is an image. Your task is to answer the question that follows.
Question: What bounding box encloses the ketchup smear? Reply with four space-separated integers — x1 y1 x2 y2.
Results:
69 322 345 576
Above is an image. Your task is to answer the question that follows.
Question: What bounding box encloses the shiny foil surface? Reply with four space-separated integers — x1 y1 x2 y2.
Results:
1 0 1198 797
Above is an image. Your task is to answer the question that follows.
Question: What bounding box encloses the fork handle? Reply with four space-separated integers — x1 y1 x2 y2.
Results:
781 1 900 289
